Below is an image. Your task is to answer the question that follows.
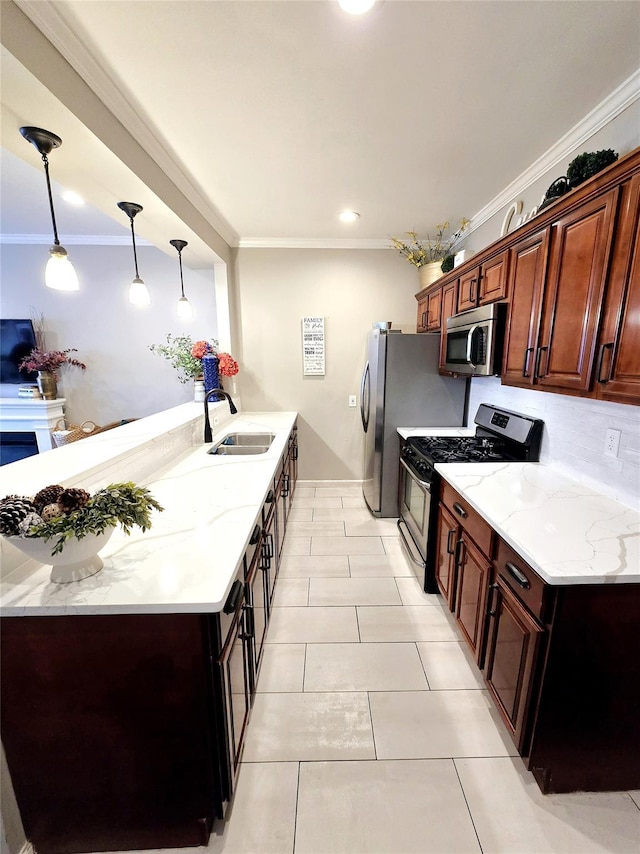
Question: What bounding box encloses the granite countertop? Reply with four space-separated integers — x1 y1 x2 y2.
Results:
0 409 297 617
436 462 640 586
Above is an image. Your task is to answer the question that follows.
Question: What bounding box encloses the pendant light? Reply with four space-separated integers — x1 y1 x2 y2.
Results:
169 239 193 320
117 201 151 306
20 126 80 291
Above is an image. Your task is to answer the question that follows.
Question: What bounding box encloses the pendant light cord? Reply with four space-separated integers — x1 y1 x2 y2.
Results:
41 154 60 247
178 251 186 297
129 216 140 278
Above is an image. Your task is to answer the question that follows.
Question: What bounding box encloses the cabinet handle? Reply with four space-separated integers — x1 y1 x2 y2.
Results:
282 474 290 497
522 347 534 378
454 538 465 567
488 582 500 617
534 346 548 379
446 528 457 555
469 277 477 304
452 502 468 519
597 342 614 384
266 489 275 503
505 561 530 589
223 579 243 614
249 524 261 545
293 445 298 461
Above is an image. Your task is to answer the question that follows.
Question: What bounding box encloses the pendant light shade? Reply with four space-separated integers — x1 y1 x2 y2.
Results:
117 202 151 306
20 126 80 292
170 239 193 320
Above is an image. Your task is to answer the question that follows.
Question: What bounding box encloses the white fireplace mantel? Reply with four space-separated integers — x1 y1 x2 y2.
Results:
0 398 66 452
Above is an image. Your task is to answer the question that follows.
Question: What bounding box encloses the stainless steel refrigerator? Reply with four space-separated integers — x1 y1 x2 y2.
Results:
360 328 468 517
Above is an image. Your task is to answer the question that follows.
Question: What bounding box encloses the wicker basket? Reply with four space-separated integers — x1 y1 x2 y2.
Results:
52 419 101 447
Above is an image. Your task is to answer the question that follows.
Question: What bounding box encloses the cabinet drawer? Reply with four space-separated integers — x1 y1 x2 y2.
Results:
494 537 550 623
441 482 492 557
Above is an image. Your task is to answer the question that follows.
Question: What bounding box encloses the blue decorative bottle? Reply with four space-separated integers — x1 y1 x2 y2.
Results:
202 354 220 397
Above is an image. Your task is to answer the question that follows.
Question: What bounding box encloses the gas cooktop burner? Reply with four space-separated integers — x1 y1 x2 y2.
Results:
401 404 544 477
411 435 509 463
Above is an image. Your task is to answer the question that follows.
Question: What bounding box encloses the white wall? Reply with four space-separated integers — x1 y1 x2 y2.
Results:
0 243 218 426
235 248 420 480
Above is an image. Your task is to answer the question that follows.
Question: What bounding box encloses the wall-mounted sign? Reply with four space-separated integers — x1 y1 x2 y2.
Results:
302 316 325 375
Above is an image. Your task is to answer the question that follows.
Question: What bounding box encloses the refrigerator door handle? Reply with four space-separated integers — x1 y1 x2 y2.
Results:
360 361 370 432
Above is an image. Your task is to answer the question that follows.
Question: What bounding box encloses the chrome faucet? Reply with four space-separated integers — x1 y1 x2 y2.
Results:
204 389 238 443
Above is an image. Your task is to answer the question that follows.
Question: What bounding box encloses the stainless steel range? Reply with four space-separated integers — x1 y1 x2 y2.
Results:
398 404 544 592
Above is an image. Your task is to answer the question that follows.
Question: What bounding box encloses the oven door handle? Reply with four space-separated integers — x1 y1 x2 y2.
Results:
466 324 480 368
399 458 432 490
397 518 426 568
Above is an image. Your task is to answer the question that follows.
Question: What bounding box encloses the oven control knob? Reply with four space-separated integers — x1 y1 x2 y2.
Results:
416 461 427 475
404 447 415 458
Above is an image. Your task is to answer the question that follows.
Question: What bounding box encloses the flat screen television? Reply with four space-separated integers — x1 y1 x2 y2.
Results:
0 319 38 383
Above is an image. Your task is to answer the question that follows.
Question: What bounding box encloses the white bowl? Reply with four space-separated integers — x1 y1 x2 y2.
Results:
5 527 115 584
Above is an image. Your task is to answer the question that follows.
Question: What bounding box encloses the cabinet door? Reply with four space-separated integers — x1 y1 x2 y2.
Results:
502 229 550 386
439 280 458 369
536 188 619 391
435 503 458 609
457 266 480 312
416 296 429 332
218 610 251 798
478 250 509 305
454 533 491 663
246 553 267 696
484 577 545 752
425 288 443 331
595 173 640 404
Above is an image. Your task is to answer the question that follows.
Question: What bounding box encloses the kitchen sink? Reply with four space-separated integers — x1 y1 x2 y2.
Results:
207 431 275 456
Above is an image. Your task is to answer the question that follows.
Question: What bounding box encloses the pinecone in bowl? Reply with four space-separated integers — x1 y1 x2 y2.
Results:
58 488 91 513
33 485 64 513
0 498 37 535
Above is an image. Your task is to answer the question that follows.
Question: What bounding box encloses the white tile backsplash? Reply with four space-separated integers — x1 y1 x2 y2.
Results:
467 377 640 509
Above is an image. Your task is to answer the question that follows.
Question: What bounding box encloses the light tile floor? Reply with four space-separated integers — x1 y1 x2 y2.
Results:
114 482 640 854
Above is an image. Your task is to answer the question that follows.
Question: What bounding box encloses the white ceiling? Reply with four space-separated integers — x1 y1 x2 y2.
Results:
1 0 640 255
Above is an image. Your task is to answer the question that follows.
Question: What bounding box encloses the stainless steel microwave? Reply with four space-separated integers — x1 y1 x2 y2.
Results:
443 303 507 377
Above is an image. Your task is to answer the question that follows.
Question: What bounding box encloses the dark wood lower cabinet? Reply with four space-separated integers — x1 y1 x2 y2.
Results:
483 576 545 753
454 534 490 665
1 613 224 853
435 487 640 795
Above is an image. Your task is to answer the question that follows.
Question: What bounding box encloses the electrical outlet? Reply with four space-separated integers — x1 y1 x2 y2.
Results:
604 428 621 458
348 395 357 407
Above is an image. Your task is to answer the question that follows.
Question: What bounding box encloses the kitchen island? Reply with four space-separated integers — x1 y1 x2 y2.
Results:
0 404 298 853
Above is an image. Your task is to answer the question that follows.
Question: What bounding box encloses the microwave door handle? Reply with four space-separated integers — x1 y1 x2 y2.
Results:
466 324 480 368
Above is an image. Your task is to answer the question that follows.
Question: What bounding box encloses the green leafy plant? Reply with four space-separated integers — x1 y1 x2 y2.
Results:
566 149 618 188
390 219 470 268
26 482 164 555
149 334 219 383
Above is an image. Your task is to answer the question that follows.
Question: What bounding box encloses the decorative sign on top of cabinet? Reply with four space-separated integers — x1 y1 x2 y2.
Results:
416 146 640 406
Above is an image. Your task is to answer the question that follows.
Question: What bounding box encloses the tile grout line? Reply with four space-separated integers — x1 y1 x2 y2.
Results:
451 757 486 854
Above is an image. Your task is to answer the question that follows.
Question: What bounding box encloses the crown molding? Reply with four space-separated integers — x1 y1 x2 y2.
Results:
237 237 390 249
467 68 640 234
15 0 239 248
1 234 152 246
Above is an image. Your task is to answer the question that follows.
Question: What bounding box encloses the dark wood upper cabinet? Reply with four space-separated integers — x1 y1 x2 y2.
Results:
536 188 619 392
594 173 640 404
502 229 550 387
457 250 508 313
439 280 458 368
416 147 640 405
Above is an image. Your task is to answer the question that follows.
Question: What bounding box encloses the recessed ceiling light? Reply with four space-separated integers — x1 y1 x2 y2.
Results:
61 189 85 206
339 210 360 223
338 0 376 15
